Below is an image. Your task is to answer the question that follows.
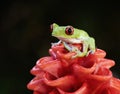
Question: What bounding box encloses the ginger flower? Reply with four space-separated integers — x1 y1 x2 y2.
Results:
27 43 120 94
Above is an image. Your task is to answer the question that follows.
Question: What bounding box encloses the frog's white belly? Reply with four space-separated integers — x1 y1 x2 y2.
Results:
58 37 83 44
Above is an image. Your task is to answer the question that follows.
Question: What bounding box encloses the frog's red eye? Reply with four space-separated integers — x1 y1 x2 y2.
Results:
50 24 53 32
65 26 74 35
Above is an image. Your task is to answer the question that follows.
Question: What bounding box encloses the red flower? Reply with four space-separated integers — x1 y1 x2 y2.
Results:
27 44 120 94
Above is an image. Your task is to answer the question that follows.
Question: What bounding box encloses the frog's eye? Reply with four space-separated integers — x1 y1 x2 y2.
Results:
65 26 74 35
50 24 53 32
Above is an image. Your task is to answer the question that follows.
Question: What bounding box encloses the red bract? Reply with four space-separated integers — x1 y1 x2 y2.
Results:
27 44 120 94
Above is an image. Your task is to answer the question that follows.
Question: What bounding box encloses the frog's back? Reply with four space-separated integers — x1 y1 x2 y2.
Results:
74 28 90 39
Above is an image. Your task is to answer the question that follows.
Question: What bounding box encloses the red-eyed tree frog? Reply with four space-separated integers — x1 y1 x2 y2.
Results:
50 23 95 58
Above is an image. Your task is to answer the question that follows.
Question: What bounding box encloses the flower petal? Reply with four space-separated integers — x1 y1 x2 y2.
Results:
37 57 62 77
44 73 77 92
57 82 88 94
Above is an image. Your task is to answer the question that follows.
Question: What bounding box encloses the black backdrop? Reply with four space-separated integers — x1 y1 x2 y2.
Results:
0 1 120 94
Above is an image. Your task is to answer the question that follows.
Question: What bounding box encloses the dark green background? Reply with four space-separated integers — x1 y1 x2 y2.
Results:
0 1 120 94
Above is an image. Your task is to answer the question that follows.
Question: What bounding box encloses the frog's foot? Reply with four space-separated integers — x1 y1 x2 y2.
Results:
63 42 73 51
86 50 95 56
71 51 86 59
51 40 61 47
70 46 86 58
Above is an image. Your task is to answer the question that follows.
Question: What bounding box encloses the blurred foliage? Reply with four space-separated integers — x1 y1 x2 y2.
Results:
0 0 120 94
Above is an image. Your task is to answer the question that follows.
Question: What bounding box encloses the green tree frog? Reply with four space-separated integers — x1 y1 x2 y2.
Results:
50 23 95 58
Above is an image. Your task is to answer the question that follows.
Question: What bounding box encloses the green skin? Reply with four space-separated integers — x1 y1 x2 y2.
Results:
51 23 95 58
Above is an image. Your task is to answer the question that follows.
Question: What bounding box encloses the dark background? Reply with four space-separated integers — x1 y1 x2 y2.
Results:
0 1 120 94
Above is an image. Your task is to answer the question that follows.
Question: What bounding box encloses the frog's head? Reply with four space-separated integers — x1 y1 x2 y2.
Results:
50 23 75 37
50 23 88 43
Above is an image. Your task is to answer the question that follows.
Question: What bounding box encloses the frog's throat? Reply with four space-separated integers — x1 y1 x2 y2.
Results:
57 37 82 44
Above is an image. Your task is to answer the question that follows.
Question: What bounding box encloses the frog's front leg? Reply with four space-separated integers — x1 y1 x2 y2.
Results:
72 43 88 58
63 41 89 58
63 42 80 52
63 42 83 58
63 42 73 52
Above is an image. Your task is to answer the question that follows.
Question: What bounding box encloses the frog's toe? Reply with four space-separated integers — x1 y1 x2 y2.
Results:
71 53 85 59
86 50 95 56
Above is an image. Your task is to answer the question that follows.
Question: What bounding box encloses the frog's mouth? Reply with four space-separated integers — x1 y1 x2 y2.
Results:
57 37 82 44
